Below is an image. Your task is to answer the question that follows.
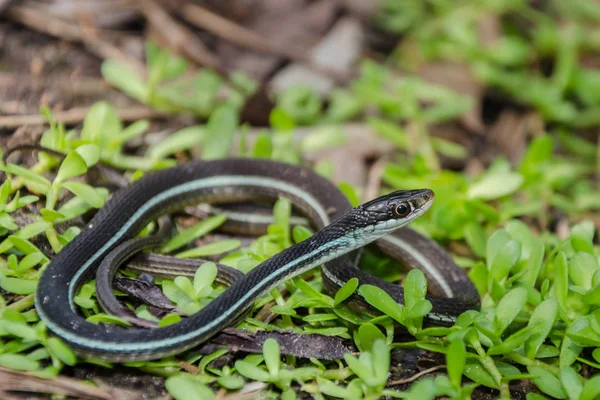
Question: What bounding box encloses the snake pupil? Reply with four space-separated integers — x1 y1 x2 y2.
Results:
394 202 411 217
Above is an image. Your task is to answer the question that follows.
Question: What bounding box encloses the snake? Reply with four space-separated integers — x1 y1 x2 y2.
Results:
34 158 480 361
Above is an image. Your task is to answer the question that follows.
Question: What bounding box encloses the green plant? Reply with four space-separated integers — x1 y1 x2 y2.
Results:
102 41 255 116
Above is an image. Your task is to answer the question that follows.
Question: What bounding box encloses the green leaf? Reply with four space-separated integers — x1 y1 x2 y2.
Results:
565 315 600 346
558 367 582 400
0 180 12 204
569 252 599 291
317 377 357 398
369 117 407 149
55 151 88 184
0 354 40 371
324 89 361 122
234 360 271 382
251 131 273 159
404 269 427 310
570 221 595 254
463 222 486 258
193 262 217 298
14 220 52 240
356 323 386 352
17 252 44 273
406 299 432 321
467 171 524 200
202 105 238 160
496 361 521 378
173 277 195 300
486 230 511 270
301 126 346 153
40 208 65 223
154 43 188 81
269 108 295 131
120 120 150 144
520 135 553 176
405 378 438 400
343 353 372 383
277 87 321 125
580 375 600 400
47 337 77 366
273 196 291 248
75 144 101 167
81 101 122 146
86 313 131 326
526 393 550 400
15 195 39 209
280 390 296 400
560 335 582 369
198 349 228 374
525 299 558 359
27 348 50 362
101 60 146 102
303 326 348 337
61 181 105 208
147 126 205 160
554 252 569 315
165 375 215 400
505 220 534 257
302 313 337 323
263 338 280 376
490 239 521 281
158 313 181 327
338 183 360 207
0 319 38 341
494 287 528 335
294 278 332 306
0 276 37 295
527 366 566 399
447 339 466 388
371 339 390 386
162 215 227 253
0 213 17 231
464 362 499 389
334 277 358 306
217 375 244 390
3 164 51 192
593 348 600 363
487 326 535 355
358 284 404 324
519 238 545 288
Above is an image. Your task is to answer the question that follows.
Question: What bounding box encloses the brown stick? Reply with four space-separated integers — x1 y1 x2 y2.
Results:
0 73 110 94
179 3 349 82
363 155 391 202
137 0 221 71
0 366 113 400
7 5 145 76
0 106 169 128
386 365 447 387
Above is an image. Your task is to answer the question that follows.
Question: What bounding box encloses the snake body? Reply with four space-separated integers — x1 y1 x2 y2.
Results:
35 159 480 361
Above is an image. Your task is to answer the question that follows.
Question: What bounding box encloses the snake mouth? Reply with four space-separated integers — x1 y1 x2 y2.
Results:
413 189 434 211
409 189 434 210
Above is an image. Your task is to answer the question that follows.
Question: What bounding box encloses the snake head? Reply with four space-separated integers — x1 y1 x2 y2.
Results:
353 189 434 232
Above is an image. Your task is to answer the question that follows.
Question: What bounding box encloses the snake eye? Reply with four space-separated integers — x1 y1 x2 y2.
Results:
394 202 411 218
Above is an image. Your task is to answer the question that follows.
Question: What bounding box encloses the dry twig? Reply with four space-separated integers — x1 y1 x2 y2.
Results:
179 3 348 82
137 0 221 71
0 73 110 94
7 5 145 75
0 106 169 128
387 365 447 387
363 155 391 202
0 366 113 400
